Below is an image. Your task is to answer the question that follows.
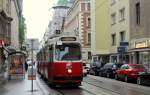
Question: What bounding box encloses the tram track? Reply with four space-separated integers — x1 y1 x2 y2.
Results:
54 86 97 95
83 76 150 95
82 77 123 95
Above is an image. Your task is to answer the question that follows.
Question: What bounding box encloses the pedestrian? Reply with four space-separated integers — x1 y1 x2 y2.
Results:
25 61 28 72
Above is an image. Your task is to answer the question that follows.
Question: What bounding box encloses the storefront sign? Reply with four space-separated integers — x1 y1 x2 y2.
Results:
135 41 148 48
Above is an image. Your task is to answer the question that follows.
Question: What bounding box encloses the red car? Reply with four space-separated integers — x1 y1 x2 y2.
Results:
115 64 145 82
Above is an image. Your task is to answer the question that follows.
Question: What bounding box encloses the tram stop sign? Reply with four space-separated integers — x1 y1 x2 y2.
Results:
28 67 36 80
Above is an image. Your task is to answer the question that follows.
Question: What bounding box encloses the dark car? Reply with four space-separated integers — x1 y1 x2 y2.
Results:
115 64 145 82
99 63 122 78
137 64 150 85
89 61 103 76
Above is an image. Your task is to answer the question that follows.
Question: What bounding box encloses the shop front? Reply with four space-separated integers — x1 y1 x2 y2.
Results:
129 40 150 66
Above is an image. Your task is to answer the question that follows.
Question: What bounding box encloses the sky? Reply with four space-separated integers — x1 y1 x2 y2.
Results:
23 0 58 41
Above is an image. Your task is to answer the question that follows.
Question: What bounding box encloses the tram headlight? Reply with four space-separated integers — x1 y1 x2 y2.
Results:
68 69 72 73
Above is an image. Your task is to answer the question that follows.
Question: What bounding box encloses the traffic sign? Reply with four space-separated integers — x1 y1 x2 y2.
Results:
117 46 126 53
120 42 129 46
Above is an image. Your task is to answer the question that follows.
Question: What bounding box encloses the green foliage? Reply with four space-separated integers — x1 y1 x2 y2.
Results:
19 16 26 50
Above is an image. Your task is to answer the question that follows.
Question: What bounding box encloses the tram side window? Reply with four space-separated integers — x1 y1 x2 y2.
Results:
49 45 53 62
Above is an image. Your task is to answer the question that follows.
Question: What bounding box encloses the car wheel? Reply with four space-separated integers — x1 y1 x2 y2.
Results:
106 73 110 78
137 77 142 85
125 75 129 82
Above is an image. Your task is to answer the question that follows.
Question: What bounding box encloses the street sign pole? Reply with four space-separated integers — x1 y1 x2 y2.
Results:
31 39 34 92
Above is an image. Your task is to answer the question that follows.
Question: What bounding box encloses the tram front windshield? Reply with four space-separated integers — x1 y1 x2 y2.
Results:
55 43 81 61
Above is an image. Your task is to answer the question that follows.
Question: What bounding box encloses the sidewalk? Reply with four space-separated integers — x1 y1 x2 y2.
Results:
0 75 49 95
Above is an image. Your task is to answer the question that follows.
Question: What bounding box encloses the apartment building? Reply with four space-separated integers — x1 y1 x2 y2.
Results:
64 0 91 64
0 0 12 77
11 0 23 49
129 0 150 66
109 0 130 63
50 0 69 36
91 0 110 64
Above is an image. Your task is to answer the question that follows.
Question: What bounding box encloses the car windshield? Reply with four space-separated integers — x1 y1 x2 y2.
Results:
131 65 145 69
55 43 81 61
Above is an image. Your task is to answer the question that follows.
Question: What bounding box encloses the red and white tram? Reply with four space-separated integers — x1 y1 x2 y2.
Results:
37 33 83 86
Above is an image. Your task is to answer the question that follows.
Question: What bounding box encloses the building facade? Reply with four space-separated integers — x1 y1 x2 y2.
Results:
0 0 12 46
109 0 130 63
0 0 12 80
64 0 91 64
91 0 110 64
129 0 150 67
50 1 69 36
11 0 23 49
26 39 39 62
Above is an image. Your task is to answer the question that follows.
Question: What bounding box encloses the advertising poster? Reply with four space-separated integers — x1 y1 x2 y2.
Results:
9 54 25 79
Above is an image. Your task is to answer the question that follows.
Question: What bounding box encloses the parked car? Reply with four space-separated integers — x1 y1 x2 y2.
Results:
99 63 122 78
82 63 90 76
89 61 103 76
137 64 150 85
83 66 87 76
115 64 145 82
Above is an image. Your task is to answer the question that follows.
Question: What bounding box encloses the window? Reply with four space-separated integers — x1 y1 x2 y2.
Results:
119 8 125 21
87 3 90 11
81 3 85 11
136 2 140 25
88 52 92 59
120 31 125 42
88 33 91 45
87 17 91 28
111 13 116 25
112 34 116 46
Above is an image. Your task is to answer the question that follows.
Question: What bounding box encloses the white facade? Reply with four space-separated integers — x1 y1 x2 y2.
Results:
64 0 91 63
110 0 130 63
50 6 69 35
26 39 39 61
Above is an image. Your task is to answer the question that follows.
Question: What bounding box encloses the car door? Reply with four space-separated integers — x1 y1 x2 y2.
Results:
117 65 126 78
122 65 130 78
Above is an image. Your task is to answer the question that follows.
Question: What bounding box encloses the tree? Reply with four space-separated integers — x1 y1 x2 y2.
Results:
19 15 26 50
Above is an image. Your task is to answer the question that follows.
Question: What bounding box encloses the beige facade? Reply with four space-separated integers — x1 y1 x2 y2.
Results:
109 0 130 63
91 0 110 63
64 0 91 63
129 0 150 65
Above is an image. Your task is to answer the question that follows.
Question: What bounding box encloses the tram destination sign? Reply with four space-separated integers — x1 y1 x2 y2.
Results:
61 37 76 41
